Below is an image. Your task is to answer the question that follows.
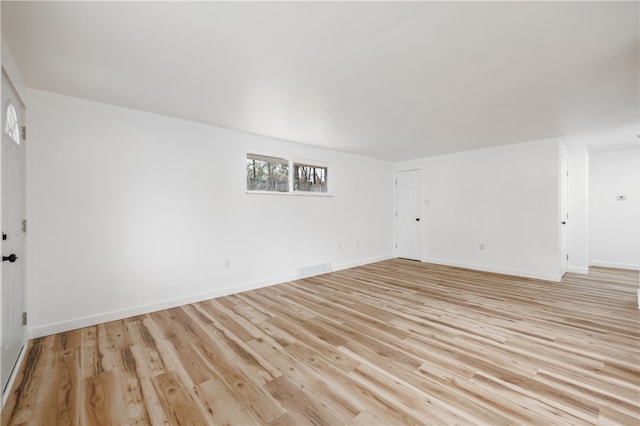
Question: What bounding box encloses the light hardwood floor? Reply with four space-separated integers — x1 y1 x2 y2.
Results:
2 260 639 425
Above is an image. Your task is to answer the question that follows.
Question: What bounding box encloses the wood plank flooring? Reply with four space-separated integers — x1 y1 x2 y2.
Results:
2 259 639 425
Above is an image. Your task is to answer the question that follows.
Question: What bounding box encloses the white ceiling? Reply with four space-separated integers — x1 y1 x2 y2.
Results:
2 1 638 161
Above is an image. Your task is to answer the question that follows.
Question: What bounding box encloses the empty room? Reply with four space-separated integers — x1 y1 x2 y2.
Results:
1 1 639 425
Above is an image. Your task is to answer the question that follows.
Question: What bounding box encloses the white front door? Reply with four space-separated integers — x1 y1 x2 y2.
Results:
396 170 421 261
1 70 26 395
560 156 569 275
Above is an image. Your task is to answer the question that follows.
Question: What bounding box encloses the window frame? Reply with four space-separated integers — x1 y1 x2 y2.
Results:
245 153 332 197
292 161 329 194
246 153 290 193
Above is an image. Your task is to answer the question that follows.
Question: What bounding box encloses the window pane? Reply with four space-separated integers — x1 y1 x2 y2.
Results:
294 163 328 193
4 103 19 144
246 154 289 192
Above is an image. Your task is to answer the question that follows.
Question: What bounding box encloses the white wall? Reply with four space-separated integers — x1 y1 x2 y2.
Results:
26 89 395 337
1 38 27 103
395 138 562 281
590 149 640 269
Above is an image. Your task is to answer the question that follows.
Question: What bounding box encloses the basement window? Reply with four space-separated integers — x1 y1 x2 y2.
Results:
246 154 289 192
293 163 328 193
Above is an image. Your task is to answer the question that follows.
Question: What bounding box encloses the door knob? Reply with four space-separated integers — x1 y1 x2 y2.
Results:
3 254 17 262
561 221 566 225
415 218 420 221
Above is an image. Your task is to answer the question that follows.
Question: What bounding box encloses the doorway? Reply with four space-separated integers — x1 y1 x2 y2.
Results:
589 149 640 269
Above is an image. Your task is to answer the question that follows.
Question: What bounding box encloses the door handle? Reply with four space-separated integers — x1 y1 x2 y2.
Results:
3 254 18 262
415 218 420 221
561 221 566 225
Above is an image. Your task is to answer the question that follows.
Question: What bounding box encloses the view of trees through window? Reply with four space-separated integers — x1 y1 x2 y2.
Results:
246 154 289 192
246 154 329 194
294 163 328 193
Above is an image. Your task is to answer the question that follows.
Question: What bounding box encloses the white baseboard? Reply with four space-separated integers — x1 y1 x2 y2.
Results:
421 258 563 282
27 273 296 339
27 254 395 339
568 266 589 274
333 254 395 272
590 261 640 271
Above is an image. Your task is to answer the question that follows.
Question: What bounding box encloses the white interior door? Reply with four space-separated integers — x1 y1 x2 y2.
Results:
560 156 569 275
1 70 26 395
396 170 421 261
